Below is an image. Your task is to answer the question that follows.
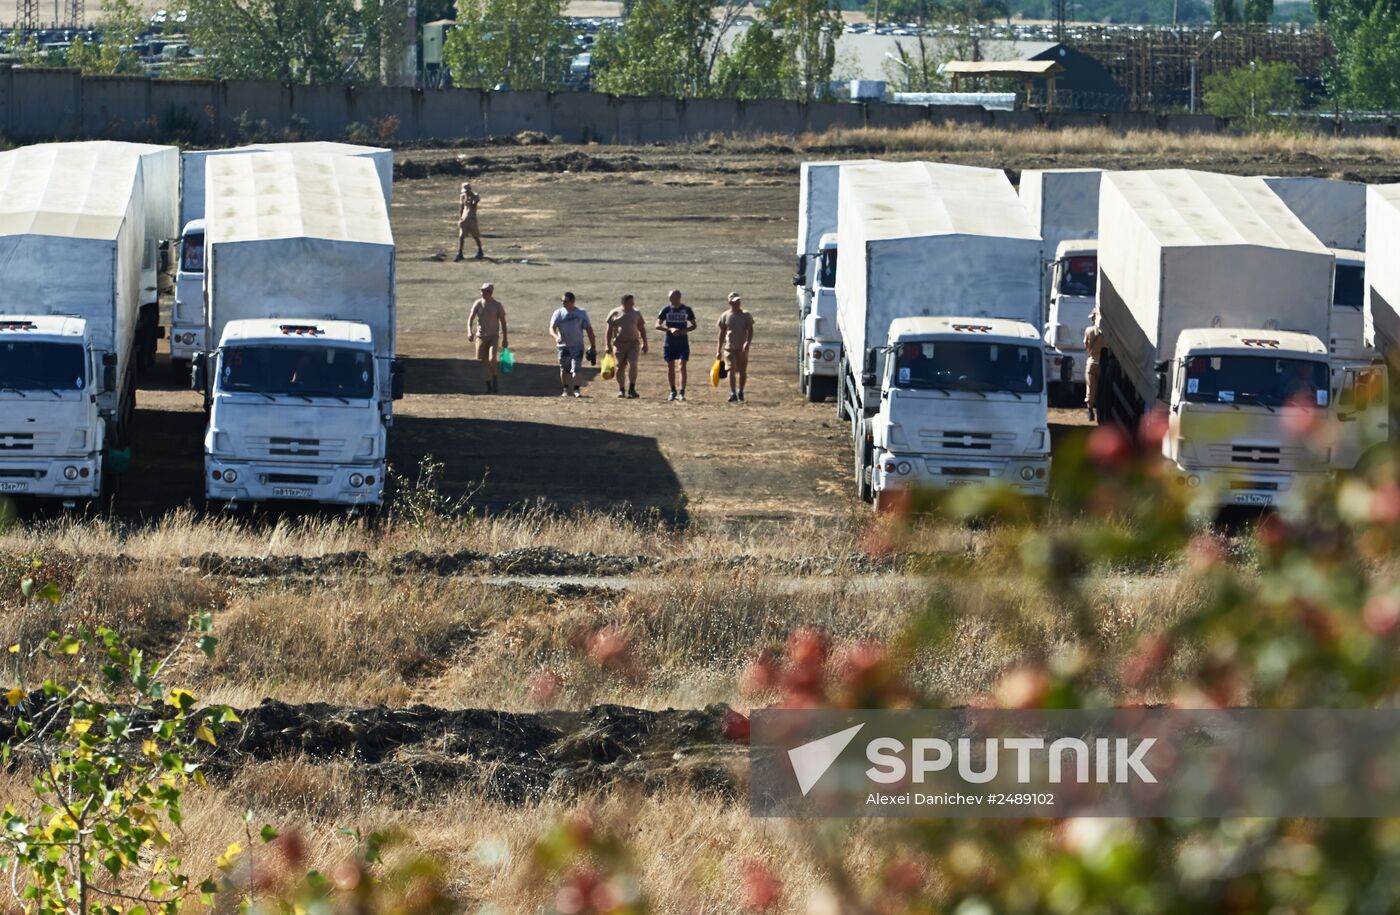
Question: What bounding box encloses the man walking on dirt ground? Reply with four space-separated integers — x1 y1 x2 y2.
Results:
606 294 649 398
550 291 596 398
716 292 754 403
1084 306 1105 421
467 282 508 394
455 182 483 261
656 288 697 401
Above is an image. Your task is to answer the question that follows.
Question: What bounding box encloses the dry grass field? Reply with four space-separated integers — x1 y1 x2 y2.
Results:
1 125 1398 911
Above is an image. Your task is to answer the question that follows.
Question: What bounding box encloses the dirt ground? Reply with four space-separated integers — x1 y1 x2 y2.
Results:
120 137 1398 528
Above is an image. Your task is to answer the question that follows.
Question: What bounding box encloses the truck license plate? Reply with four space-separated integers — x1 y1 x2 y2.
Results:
272 487 313 499
0 481 26 492
1232 492 1270 506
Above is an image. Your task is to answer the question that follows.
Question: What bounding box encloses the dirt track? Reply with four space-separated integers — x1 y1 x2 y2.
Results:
117 138 1396 528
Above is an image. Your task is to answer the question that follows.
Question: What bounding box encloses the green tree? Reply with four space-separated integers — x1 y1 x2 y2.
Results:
1213 0 1241 20
766 0 845 100
442 0 571 90
0 610 233 915
1202 60 1300 128
1243 0 1273 19
187 0 410 84
1317 0 1400 109
711 21 789 100
66 0 145 74
591 0 747 97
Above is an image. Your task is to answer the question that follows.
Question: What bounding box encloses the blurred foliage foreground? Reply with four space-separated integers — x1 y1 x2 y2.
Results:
3 404 1400 913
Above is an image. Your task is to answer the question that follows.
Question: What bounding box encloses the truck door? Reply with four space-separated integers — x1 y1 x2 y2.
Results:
1335 365 1389 471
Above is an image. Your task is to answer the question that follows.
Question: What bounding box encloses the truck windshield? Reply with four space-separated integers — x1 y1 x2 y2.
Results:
0 341 86 393
894 341 1043 395
180 232 204 272
1334 264 1363 309
1058 255 1097 297
219 345 374 399
1183 355 1329 408
818 248 837 289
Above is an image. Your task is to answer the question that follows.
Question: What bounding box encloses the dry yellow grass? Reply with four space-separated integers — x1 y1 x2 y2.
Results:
714 122 1400 167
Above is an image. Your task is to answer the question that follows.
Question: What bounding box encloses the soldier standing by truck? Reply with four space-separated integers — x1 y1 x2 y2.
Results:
606 294 648 398
657 288 697 401
1084 308 1105 421
716 292 755 403
468 282 508 394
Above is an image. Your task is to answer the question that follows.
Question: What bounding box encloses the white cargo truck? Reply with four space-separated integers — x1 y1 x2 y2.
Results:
197 151 402 510
1019 169 1102 402
1365 185 1400 357
0 145 145 504
1263 176 1369 361
171 142 394 367
1095 170 1337 508
794 160 878 401
836 161 1049 507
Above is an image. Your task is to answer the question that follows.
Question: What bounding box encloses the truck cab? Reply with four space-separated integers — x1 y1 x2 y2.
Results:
799 233 840 401
0 317 106 502
866 316 1051 509
202 318 394 508
170 219 205 367
1162 329 1333 508
1044 239 1097 403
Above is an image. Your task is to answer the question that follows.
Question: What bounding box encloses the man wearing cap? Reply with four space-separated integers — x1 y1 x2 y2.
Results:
455 182 483 261
716 292 754 403
656 288 697 401
467 283 508 394
606 294 649 398
550 291 596 398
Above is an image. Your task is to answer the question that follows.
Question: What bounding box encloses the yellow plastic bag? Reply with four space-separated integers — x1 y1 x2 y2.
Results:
710 358 723 387
600 352 617 381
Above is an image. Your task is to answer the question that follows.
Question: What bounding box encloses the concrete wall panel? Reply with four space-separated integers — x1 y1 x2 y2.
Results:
418 87 485 139
11 68 82 140
222 80 290 139
865 102 927 130
349 86 418 141
483 90 550 137
678 97 738 138
928 104 989 127
616 96 682 144
806 100 863 134
290 84 353 139
554 91 616 143
740 99 804 135
150 79 218 142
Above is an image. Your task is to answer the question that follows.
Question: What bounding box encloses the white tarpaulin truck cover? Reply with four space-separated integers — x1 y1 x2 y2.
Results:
1263 176 1366 252
1364 184 1400 353
835 161 1042 383
60 141 180 242
797 159 880 256
1098 169 1334 404
1019 168 1102 257
182 142 392 228
0 143 144 409
205 151 396 397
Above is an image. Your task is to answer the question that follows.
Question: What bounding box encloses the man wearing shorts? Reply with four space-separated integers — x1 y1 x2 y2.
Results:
456 182 483 261
606 294 649 398
716 292 754 403
467 282 508 393
549 291 596 397
656 288 697 402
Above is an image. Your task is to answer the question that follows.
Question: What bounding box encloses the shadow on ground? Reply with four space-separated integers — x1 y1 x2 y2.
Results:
405 356 579 398
390 416 688 524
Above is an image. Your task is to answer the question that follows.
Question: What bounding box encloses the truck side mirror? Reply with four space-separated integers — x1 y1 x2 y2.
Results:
391 359 406 400
191 353 207 392
862 347 878 387
793 256 805 287
100 352 117 392
1155 370 1169 402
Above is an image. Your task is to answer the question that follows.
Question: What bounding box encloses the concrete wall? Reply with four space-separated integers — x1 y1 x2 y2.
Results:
14 64 1384 147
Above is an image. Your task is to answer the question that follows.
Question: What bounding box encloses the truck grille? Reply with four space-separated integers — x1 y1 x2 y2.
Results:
933 465 992 477
0 432 60 451
1229 480 1280 491
1208 444 1307 466
244 436 345 458
920 430 1016 451
0 469 44 478
264 473 321 485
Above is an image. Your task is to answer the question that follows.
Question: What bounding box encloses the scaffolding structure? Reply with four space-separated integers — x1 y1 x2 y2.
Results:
1059 24 1334 110
15 0 38 31
63 0 82 27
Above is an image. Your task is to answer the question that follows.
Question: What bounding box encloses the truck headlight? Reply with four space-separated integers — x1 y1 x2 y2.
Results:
63 466 78 480
822 349 836 362
1020 466 1036 481
896 461 911 475
181 333 195 345
349 473 365 487
219 469 238 483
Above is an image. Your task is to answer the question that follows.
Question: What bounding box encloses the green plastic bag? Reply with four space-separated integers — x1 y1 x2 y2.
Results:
499 347 515 374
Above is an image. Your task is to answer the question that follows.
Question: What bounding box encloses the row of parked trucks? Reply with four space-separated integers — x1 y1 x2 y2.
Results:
794 159 1400 511
0 139 400 510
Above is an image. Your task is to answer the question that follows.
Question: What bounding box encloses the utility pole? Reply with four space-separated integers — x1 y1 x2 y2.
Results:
64 0 82 27
17 0 38 31
1054 0 1067 42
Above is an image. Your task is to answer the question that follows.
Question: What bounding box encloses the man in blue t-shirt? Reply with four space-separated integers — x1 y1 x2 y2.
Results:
549 291 596 397
655 289 698 401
